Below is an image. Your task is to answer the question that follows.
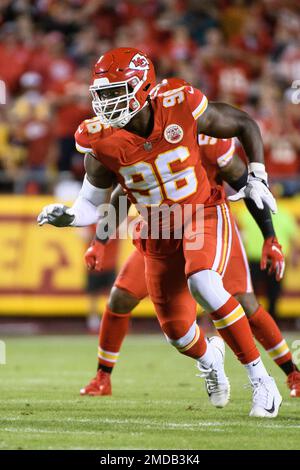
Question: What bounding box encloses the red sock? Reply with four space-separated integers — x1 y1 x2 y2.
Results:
178 324 207 359
210 296 259 364
162 321 207 360
249 305 292 366
98 307 131 369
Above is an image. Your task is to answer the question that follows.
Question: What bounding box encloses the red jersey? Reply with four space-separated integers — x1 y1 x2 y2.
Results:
75 85 224 212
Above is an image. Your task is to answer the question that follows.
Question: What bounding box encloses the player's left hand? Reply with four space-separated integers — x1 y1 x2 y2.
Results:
261 236 285 281
37 204 75 227
228 174 277 214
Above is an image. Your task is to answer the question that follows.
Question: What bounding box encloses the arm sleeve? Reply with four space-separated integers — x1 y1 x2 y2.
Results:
227 166 276 239
69 175 112 227
243 199 276 239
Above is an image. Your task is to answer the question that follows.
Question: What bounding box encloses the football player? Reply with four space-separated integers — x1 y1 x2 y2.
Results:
82 135 299 399
38 48 282 417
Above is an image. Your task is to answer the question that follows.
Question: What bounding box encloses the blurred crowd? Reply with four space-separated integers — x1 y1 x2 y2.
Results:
0 0 300 196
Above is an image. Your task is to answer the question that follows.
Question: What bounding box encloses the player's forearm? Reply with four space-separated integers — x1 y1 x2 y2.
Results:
244 199 276 239
219 154 247 188
67 153 113 228
238 117 264 165
62 154 114 227
70 174 112 227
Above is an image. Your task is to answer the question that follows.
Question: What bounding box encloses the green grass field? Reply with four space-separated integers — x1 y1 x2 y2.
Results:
0 333 299 450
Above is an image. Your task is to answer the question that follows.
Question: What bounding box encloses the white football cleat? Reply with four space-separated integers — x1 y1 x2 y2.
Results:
197 336 230 408
249 376 282 418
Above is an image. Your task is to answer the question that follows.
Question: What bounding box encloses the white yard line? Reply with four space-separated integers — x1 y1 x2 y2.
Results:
1 417 300 431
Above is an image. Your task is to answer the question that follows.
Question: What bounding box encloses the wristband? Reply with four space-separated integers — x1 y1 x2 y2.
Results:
248 162 268 182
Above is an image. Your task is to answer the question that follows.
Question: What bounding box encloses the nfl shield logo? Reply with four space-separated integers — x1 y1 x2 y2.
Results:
143 141 153 151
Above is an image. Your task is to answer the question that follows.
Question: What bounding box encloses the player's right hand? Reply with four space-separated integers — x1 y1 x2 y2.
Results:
37 204 75 227
84 239 106 271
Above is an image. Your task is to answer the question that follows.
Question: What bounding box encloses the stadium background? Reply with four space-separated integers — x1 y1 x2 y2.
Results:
0 0 300 327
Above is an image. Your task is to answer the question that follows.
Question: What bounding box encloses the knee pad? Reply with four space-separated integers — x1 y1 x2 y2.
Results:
188 270 231 312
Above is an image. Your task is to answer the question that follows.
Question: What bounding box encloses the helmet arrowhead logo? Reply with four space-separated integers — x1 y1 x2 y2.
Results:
129 53 149 70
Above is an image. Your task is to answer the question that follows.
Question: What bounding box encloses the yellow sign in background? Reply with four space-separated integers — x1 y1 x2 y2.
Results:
0 196 154 316
0 195 300 317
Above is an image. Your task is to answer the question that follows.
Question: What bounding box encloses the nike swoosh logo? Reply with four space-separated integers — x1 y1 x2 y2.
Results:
272 246 282 255
252 360 260 366
264 398 275 414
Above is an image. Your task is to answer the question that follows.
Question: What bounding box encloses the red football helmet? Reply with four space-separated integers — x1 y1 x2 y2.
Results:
90 47 156 128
